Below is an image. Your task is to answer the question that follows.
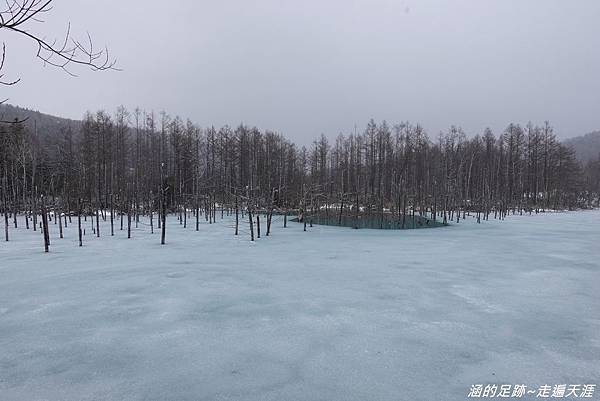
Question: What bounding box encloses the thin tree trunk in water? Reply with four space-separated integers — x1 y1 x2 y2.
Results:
23 166 28 230
58 206 63 239
235 195 239 236
13 199 17 228
161 189 166 245
32 187 37 232
96 207 100 238
338 195 344 226
150 194 154 234
380 196 384 229
41 197 50 253
110 194 114 236
256 215 261 238
402 193 407 229
248 207 254 241
157 199 161 229
396 187 401 226
3 209 8 242
432 187 437 222
355 192 359 229
127 202 132 239
196 196 200 232
3 176 8 241
443 195 448 225
205 198 209 222
150 207 154 234
78 199 82 247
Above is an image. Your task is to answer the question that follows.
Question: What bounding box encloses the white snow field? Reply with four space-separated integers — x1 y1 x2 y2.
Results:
1 211 599 401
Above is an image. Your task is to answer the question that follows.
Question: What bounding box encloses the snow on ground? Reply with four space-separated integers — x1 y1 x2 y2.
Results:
0 211 599 401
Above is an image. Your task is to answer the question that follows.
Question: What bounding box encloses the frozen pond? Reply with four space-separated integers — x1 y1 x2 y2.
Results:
1 210 599 400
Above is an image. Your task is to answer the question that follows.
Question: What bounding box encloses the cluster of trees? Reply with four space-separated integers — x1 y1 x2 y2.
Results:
1 3 598 251
1 109 598 250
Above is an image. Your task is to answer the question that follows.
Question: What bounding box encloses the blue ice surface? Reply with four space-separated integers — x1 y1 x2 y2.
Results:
1 210 599 400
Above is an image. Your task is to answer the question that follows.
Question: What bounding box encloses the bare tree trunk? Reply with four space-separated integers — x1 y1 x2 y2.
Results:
266 210 272 236
3 175 8 241
58 205 64 239
127 196 132 239
355 192 360 229
41 196 50 253
120 198 124 231
256 215 261 238
32 186 37 232
235 194 239 236
157 198 161 229
150 194 154 234
196 195 200 232
96 206 100 238
64 201 69 228
78 199 83 247
248 206 254 241
161 188 166 245
13 193 17 229
402 193 407 229
110 194 114 236
338 194 344 226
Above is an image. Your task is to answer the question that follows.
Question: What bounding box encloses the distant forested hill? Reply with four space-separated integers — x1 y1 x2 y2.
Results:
564 131 600 164
0 103 80 141
2 102 599 167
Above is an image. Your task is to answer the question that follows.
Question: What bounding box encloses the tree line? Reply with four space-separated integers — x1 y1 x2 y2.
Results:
1 109 599 250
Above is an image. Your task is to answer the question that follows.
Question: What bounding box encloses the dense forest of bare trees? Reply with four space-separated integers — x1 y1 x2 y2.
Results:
1 110 598 250
1 3 598 251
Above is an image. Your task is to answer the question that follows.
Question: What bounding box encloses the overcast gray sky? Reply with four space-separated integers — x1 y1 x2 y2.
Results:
5 0 600 143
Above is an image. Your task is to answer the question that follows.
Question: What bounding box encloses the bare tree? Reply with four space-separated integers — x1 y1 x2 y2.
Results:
0 0 117 75
0 0 117 122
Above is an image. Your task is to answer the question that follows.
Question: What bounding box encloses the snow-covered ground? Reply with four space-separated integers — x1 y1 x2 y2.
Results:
1 211 599 401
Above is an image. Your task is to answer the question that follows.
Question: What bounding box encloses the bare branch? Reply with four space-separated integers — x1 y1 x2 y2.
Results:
0 0 118 78
0 42 20 85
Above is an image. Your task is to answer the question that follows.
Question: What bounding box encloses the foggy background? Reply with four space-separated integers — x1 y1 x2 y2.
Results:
4 0 600 143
